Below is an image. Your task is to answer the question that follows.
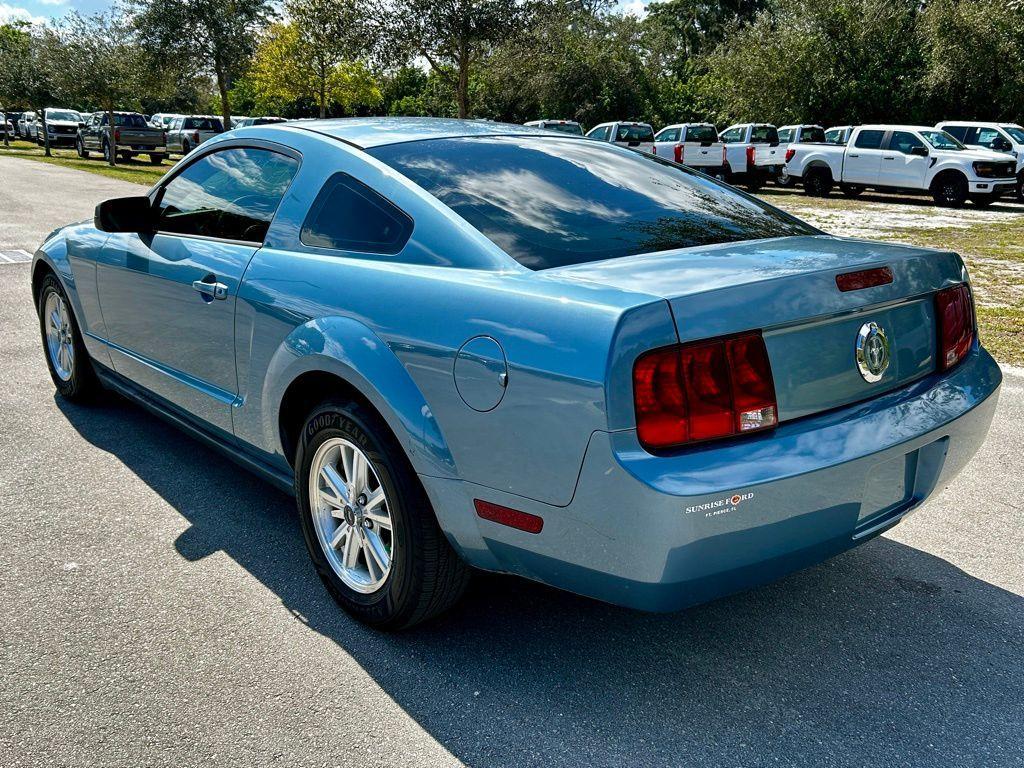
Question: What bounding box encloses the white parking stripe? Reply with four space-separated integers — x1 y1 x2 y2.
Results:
0 250 32 264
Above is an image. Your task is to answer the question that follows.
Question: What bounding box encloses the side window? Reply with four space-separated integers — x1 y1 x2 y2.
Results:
854 129 885 149
943 125 969 142
300 173 413 255
155 147 299 243
778 129 793 143
975 128 1001 148
586 125 609 141
890 131 924 154
656 128 679 142
720 127 742 143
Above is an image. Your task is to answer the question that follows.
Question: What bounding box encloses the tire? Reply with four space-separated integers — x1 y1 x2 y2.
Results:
36 273 99 401
932 173 967 208
1016 176 1023 203
969 193 997 208
119 152 134 161
840 183 864 198
149 153 164 165
804 168 833 198
102 140 111 163
745 176 764 193
181 139 191 156
76 137 89 159
776 167 796 188
295 399 470 630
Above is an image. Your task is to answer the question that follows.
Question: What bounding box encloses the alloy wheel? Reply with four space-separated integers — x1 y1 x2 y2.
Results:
308 437 394 594
44 291 74 382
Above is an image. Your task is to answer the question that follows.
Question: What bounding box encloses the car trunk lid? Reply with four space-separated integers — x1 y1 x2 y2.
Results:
549 235 964 421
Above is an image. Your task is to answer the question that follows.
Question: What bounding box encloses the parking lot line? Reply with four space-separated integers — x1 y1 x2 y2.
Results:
0 250 31 264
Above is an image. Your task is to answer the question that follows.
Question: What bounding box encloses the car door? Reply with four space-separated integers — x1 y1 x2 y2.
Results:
843 128 887 185
879 130 929 188
95 144 300 434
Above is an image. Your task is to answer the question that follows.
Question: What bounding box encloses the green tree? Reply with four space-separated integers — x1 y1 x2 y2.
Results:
132 0 273 130
56 10 146 166
0 22 64 155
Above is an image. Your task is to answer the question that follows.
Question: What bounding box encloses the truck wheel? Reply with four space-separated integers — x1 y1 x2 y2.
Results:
745 176 764 193
295 400 470 630
181 139 191 155
840 183 864 198
776 168 796 188
102 140 111 162
1016 176 1023 203
804 168 833 198
119 152 134 161
76 137 89 159
149 153 164 165
932 173 967 208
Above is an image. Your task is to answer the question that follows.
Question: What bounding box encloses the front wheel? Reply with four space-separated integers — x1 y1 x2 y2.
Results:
76 138 89 158
932 174 967 208
295 400 470 630
37 274 99 401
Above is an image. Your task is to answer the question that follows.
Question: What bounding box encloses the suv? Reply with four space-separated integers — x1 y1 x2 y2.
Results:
19 111 37 140
166 115 226 155
718 123 785 191
77 111 167 164
937 121 1024 202
652 123 726 176
785 124 1017 206
586 121 656 153
37 108 83 148
524 119 584 136
776 125 825 187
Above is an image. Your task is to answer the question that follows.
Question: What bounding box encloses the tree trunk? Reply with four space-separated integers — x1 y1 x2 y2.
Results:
320 79 326 119
457 49 470 119
215 57 232 131
107 104 116 167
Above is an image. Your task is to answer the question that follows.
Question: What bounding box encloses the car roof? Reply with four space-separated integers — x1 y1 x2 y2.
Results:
859 124 942 132
281 117 557 148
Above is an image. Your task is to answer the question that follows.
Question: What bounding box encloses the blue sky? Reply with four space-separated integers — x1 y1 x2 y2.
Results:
2 0 651 27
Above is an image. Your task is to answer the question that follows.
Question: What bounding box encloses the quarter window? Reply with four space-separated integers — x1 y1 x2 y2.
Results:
300 173 413 254
854 129 885 149
155 147 299 243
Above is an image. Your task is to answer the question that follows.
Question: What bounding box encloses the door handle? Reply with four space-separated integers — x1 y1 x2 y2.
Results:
883 156 895 160
849 154 860 158
192 279 228 300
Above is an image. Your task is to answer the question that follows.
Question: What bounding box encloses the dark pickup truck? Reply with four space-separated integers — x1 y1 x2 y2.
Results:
77 111 167 164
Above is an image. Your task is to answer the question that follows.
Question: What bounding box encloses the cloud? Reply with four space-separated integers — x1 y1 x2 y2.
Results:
37 0 68 6
0 3 48 24
619 0 649 18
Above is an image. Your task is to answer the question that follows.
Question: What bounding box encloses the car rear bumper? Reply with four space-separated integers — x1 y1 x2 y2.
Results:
116 144 165 153
423 345 1001 612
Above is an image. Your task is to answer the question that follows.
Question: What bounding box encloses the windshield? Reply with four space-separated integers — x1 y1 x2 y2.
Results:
114 114 147 128
800 127 826 143
615 124 654 143
684 125 718 143
369 135 815 270
920 130 964 150
544 122 583 135
1001 125 1024 144
46 110 79 122
750 126 779 144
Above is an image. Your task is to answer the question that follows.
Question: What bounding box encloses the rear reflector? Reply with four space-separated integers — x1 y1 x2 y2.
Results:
935 283 975 371
633 331 778 451
474 499 543 534
836 266 894 292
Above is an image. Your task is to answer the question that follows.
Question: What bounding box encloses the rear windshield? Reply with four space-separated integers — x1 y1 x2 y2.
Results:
800 126 826 143
684 125 718 143
184 117 224 131
369 136 815 270
114 114 147 127
615 124 654 143
750 126 778 144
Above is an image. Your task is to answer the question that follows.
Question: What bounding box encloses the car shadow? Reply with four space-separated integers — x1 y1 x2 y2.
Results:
759 185 1024 212
55 393 1024 766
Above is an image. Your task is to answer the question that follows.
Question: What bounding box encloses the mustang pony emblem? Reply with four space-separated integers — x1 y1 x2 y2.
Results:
856 322 890 382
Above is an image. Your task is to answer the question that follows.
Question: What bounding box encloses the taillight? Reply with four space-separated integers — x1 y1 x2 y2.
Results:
114 128 120 142
633 331 778 451
674 144 683 164
193 131 200 143
746 145 755 167
935 284 975 371
785 148 796 163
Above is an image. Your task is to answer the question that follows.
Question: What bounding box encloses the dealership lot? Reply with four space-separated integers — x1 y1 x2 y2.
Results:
1 155 1023 767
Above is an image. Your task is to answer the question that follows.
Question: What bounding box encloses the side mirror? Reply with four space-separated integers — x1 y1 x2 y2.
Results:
95 196 155 234
910 146 929 157
994 138 1012 152
78 121 86 129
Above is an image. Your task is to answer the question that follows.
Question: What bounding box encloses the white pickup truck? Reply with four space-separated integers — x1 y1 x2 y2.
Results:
585 121 655 153
784 124 1018 207
718 123 785 191
652 123 726 176
937 121 1024 202
776 124 825 186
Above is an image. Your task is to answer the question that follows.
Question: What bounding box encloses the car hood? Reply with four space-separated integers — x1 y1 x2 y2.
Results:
943 148 1011 163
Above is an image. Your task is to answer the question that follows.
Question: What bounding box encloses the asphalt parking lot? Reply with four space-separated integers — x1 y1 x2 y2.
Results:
1 154 1022 767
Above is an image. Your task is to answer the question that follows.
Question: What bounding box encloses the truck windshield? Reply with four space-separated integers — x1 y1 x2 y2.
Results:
920 130 964 150
1001 125 1024 144
615 124 654 142
684 125 718 143
800 127 826 143
46 111 79 122
369 135 815 270
750 126 779 144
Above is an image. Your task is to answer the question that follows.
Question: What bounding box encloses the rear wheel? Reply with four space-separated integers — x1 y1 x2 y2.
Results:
840 183 864 198
36 273 99 401
776 167 796 187
804 167 833 197
295 400 470 630
149 153 164 165
932 173 967 208
181 139 191 155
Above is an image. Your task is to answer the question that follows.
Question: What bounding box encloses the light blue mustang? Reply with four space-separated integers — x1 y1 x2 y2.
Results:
32 118 1001 628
